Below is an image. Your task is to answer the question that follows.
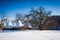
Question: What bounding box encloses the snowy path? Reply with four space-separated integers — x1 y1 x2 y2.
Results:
0 30 60 40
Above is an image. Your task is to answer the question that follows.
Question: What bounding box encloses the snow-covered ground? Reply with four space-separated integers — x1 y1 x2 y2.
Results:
0 30 60 40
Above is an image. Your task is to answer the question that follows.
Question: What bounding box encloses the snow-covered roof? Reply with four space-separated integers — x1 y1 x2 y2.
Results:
5 20 14 28
1 17 25 28
3 20 24 28
26 23 32 28
15 20 24 28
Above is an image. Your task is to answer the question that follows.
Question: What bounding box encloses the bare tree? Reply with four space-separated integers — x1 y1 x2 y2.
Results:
15 13 22 21
25 6 52 30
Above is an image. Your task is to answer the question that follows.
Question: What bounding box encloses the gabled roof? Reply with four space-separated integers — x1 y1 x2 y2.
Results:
5 20 14 28
15 20 24 27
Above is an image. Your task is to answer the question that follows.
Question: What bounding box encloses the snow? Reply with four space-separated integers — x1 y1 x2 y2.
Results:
4 22 6 27
26 23 32 28
15 20 24 28
3 20 24 28
0 30 60 40
5 21 14 28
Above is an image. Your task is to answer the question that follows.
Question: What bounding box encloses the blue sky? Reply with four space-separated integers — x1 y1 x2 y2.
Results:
0 0 60 18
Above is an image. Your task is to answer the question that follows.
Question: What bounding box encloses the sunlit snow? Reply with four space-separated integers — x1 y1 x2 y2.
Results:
0 30 60 40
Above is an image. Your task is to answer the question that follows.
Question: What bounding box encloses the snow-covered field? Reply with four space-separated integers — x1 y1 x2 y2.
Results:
0 30 60 40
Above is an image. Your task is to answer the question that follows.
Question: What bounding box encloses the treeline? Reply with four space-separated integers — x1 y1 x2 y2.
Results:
16 6 60 30
0 6 60 30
